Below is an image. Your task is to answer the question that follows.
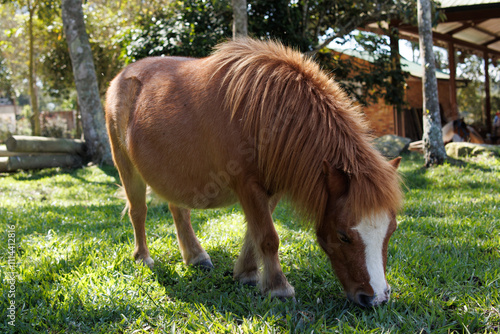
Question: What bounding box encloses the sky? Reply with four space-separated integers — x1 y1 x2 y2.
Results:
328 30 419 63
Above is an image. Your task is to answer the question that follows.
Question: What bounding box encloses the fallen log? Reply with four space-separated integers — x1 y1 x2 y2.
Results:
0 154 83 172
0 145 68 157
6 135 85 155
409 140 424 153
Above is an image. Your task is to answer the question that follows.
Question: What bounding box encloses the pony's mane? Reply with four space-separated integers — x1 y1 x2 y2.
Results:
209 38 402 224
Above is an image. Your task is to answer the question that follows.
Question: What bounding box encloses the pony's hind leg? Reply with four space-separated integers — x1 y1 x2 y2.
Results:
168 203 213 269
114 150 154 268
237 183 294 299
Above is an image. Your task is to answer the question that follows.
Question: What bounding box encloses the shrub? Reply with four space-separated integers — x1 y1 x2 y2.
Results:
0 119 14 143
41 116 69 138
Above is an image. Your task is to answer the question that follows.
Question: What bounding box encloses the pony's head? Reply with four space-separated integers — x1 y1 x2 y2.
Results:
316 157 401 307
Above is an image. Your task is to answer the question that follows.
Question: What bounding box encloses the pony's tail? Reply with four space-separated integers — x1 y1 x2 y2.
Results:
115 185 129 219
115 185 158 219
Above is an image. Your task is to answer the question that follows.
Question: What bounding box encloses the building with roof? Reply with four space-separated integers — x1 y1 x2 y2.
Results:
349 0 500 140
329 47 462 140
390 0 500 135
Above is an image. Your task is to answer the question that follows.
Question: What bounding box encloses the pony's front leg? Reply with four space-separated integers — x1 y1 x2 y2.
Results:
233 231 259 286
233 193 282 286
237 183 295 299
168 203 213 269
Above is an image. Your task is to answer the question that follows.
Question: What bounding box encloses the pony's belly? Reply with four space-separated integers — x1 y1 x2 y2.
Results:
132 153 240 209
149 178 239 209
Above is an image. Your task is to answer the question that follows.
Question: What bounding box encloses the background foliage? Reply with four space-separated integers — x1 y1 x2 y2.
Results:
0 0 424 127
120 0 233 61
0 0 498 135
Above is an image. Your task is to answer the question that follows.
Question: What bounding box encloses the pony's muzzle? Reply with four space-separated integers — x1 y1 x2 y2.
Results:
352 286 391 307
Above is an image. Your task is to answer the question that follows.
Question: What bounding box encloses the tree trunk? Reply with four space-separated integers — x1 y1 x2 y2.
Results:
61 0 112 165
28 1 40 136
232 0 248 39
418 0 447 167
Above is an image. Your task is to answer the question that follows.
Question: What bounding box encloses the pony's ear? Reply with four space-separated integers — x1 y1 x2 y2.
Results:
389 157 402 169
322 160 348 199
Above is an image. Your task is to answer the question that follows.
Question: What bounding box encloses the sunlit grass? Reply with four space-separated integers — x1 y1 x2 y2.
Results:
0 152 499 333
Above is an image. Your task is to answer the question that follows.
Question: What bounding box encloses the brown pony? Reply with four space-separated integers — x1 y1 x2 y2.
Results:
105 38 402 307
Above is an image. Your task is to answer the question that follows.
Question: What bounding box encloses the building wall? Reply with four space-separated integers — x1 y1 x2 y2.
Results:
360 76 459 138
405 77 457 122
330 51 460 137
362 100 395 137
0 105 17 133
41 111 76 131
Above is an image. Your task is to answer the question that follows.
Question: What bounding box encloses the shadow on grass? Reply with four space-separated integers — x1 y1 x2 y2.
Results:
7 166 84 181
399 152 498 191
4 164 121 186
447 156 498 173
10 285 146 333
149 244 357 325
400 166 429 191
3 204 127 235
98 164 121 181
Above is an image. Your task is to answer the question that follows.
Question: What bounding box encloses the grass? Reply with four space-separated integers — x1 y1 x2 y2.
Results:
0 152 499 333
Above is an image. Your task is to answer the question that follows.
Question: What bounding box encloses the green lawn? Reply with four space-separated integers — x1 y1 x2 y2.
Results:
0 152 499 333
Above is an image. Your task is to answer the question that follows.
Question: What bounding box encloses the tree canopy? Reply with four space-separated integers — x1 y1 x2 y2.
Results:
2 0 492 138
119 0 418 107
0 0 424 109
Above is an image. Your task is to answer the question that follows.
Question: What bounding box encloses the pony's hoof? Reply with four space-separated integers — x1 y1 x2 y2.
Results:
267 284 295 300
136 256 154 269
193 258 214 270
234 270 259 286
243 280 258 287
238 274 259 287
273 295 297 303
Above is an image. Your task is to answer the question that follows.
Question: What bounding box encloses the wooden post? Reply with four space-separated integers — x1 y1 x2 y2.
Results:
390 26 405 137
62 0 112 164
232 0 248 39
448 42 458 119
28 0 40 136
484 51 492 134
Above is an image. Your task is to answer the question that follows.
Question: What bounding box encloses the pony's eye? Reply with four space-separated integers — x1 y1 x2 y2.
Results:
337 232 350 244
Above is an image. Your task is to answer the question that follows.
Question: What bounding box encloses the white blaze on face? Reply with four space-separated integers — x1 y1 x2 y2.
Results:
353 211 391 303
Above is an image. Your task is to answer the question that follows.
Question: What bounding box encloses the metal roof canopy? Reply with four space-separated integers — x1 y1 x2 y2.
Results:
396 0 500 59
378 0 500 134
328 46 455 80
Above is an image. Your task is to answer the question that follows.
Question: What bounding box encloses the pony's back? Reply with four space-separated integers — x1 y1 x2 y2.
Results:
106 38 401 220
